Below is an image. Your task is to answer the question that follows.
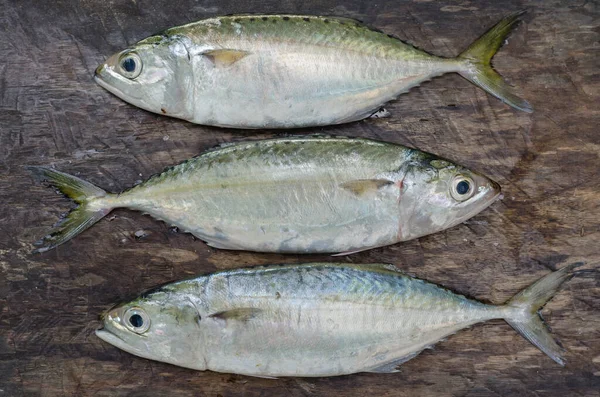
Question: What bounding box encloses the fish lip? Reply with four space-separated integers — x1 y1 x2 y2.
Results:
94 63 105 76
96 327 124 345
96 328 143 355
449 182 502 226
489 179 502 196
94 71 119 94
94 61 151 107
94 70 143 103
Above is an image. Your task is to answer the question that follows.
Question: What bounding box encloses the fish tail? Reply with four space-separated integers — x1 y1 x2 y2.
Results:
456 11 532 112
27 166 115 253
503 262 582 365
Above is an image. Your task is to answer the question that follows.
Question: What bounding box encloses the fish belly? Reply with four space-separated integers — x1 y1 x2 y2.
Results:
133 179 401 253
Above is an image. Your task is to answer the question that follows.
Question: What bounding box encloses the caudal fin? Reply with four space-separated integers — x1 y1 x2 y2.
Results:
457 11 532 112
504 263 581 365
27 166 113 253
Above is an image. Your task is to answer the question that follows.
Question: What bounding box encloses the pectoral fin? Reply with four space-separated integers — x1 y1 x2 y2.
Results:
209 308 263 322
203 49 250 67
340 179 394 196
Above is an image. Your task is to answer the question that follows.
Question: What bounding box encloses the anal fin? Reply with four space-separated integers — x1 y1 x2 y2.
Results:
249 374 279 379
365 350 424 373
205 240 236 250
331 247 373 256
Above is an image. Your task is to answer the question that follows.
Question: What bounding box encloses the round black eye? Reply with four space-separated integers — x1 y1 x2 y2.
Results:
129 314 143 328
122 57 136 73
456 180 470 195
118 53 142 79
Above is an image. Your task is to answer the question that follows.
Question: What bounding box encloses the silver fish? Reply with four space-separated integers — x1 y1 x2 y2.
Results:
94 12 531 129
96 262 577 377
28 135 500 254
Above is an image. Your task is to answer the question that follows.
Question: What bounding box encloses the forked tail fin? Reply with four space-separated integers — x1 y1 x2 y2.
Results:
26 166 114 253
504 263 581 365
457 11 533 112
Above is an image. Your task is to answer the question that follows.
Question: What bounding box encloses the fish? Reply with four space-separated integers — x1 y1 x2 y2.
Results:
94 12 532 129
95 262 579 377
27 135 501 254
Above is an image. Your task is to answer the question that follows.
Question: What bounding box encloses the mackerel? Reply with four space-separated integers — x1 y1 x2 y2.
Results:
95 12 531 128
96 262 578 377
28 135 500 253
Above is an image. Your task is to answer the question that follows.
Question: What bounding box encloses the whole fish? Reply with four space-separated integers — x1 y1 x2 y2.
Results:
28 135 500 253
96 262 577 377
94 12 531 129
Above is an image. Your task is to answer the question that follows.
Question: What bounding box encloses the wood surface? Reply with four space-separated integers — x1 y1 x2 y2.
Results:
1 0 599 395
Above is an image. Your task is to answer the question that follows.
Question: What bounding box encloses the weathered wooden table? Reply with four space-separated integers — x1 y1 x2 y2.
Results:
1 0 598 395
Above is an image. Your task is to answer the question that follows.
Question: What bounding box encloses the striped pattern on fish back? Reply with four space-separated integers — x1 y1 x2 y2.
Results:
162 15 435 62
193 263 480 312
129 136 413 192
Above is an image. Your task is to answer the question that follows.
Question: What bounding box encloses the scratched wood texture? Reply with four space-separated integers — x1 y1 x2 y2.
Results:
1 0 599 395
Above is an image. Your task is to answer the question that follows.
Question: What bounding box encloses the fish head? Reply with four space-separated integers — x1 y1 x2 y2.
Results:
96 282 206 370
94 35 194 120
399 153 501 239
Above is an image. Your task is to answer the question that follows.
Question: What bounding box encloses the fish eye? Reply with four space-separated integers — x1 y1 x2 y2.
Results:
450 175 475 201
130 314 143 327
118 53 142 79
456 180 469 195
124 307 150 334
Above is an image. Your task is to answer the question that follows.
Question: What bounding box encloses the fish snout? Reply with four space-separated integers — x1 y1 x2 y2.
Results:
95 52 122 78
94 63 106 77
486 179 502 202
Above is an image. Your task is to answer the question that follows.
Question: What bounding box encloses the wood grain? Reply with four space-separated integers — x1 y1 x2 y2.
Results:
1 0 599 395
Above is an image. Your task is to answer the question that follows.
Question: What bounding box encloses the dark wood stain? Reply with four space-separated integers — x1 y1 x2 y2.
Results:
1 1 599 396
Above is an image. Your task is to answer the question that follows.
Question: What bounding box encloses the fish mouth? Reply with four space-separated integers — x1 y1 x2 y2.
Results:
96 328 123 345
94 69 130 100
448 180 502 227
96 328 147 358
93 55 143 102
489 179 502 199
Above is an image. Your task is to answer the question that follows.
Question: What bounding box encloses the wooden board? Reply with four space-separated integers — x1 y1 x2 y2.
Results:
1 0 599 395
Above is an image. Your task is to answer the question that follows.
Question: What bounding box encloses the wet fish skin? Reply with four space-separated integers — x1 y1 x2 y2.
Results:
96 262 578 377
94 12 531 129
28 135 500 253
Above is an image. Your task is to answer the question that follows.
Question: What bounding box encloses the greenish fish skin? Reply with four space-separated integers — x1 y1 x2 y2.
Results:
94 12 532 129
96 262 578 377
27 135 501 253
